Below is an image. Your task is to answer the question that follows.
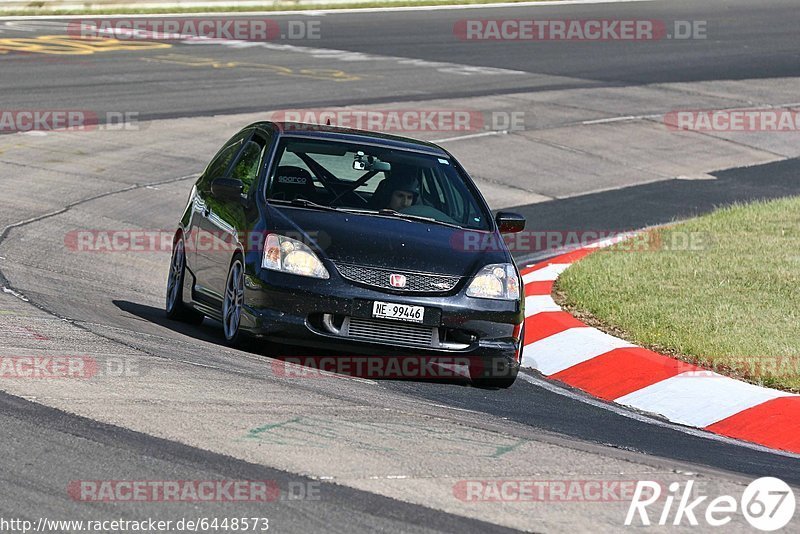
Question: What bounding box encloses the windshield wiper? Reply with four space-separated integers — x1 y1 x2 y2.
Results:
338 207 378 215
377 209 464 229
268 200 462 228
269 198 341 212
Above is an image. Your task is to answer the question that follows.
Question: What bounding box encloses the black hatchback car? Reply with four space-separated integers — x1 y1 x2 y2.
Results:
166 122 526 387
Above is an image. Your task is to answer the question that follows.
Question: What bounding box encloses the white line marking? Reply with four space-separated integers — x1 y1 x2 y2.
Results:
0 1 658 20
182 37 528 76
676 173 717 181
615 372 797 428
174 358 226 371
522 326 634 375
433 130 506 143
517 372 800 459
4 21 525 77
581 116 637 125
584 231 640 248
1 286 29 302
424 402 483 415
581 113 663 125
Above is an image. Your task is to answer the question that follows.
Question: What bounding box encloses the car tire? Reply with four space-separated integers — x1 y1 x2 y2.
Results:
472 369 518 389
472 324 524 389
165 236 204 325
222 254 246 346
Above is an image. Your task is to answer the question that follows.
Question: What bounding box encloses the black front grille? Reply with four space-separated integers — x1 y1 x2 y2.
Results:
334 263 460 292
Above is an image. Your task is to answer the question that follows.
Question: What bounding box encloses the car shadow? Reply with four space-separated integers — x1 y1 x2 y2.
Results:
112 299 471 387
113 299 225 346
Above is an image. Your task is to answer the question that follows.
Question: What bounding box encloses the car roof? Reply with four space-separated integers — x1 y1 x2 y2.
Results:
249 121 451 157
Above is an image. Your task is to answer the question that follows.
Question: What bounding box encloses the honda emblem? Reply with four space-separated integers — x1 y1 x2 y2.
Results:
389 274 407 288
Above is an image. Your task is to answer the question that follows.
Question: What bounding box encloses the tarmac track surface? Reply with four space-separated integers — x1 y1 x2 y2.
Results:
1 0 799 532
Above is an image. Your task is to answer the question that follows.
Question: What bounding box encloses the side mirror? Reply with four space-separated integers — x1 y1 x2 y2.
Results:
211 178 244 201
495 212 525 234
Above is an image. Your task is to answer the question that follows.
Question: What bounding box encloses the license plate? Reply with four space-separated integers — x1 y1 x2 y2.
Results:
372 301 425 323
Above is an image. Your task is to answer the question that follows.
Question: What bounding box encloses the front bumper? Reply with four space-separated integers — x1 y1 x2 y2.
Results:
239 267 524 378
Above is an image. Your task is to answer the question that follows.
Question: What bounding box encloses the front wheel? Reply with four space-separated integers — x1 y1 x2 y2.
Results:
472 369 518 389
165 237 204 325
222 255 246 346
472 325 524 389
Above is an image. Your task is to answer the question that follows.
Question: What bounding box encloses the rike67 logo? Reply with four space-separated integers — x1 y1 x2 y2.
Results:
626 477 795 531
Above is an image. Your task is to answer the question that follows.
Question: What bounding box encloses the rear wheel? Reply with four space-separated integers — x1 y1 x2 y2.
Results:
222 255 246 346
165 237 204 325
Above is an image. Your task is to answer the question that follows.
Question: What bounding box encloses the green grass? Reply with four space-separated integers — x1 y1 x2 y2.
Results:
0 0 550 17
555 196 800 392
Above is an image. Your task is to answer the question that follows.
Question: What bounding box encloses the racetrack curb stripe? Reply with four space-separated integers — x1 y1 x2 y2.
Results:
524 311 583 345
706 397 800 453
524 295 561 317
522 327 635 375
521 245 800 454
615 372 793 428
550 347 697 401
524 280 554 296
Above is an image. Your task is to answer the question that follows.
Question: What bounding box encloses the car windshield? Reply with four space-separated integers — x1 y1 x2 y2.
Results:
266 137 491 230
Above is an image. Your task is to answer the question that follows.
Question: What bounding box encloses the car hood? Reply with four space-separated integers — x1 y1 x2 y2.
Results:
268 206 510 277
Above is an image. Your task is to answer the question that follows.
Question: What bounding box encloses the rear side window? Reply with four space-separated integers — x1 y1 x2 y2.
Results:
230 134 269 195
199 130 252 190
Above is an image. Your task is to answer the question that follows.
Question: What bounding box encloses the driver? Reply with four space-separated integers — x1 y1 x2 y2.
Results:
385 174 420 212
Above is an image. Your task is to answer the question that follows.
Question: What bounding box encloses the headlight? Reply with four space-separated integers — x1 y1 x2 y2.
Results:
466 263 520 300
262 234 329 279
